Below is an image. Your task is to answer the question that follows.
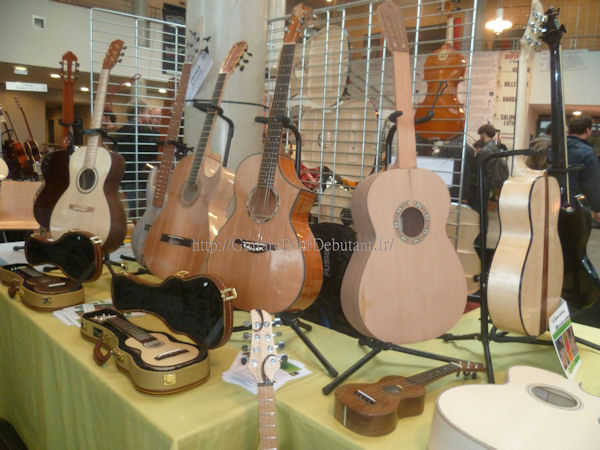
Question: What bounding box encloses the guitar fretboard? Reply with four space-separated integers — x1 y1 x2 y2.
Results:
84 68 110 170
257 383 278 450
106 315 156 345
405 363 461 386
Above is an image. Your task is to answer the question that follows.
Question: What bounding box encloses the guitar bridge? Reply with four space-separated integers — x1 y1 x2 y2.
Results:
69 204 95 212
234 238 278 253
355 389 376 405
155 348 190 361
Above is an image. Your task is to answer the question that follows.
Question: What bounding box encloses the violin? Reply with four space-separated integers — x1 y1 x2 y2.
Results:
414 10 466 141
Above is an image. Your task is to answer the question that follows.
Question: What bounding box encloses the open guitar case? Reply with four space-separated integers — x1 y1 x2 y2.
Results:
109 267 236 349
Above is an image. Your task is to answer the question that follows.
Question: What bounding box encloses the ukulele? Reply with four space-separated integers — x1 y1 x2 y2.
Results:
340 1 466 344
14 97 42 179
49 40 127 253
541 8 600 309
414 5 466 141
334 360 484 436
34 51 79 230
242 309 283 450
143 41 248 278
429 365 600 449
131 29 203 266
207 5 323 313
0 104 30 180
487 1 563 336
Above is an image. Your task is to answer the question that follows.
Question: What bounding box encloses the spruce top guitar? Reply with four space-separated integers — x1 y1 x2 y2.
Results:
340 0 466 344
131 29 203 266
143 41 249 278
542 8 600 309
207 4 323 313
14 97 42 179
49 40 127 253
243 309 282 450
487 1 563 336
334 361 484 436
429 365 600 450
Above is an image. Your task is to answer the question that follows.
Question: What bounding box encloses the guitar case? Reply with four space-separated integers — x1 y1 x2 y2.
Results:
111 271 236 349
24 231 103 282
80 308 210 394
1 263 84 310
303 222 361 338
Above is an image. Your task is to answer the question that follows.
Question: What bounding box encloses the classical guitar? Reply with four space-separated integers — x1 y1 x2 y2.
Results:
340 1 466 344
487 1 563 336
334 361 484 436
143 42 248 278
34 51 79 230
131 31 203 266
14 97 42 179
0 104 30 180
81 308 209 394
50 40 127 253
541 8 600 309
242 309 282 450
429 365 600 449
207 5 323 313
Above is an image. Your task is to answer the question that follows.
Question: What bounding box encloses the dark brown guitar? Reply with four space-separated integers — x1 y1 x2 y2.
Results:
34 51 79 230
1 103 31 180
14 97 42 179
334 361 484 436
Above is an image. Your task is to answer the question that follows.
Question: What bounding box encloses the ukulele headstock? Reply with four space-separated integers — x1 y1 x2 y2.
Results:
91 312 117 323
60 51 79 85
220 41 250 75
377 0 409 54
102 39 125 70
453 361 486 380
284 3 313 44
242 309 285 384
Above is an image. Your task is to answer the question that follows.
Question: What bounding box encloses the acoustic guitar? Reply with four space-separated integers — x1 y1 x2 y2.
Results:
541 8 600 310
487 1 563 336
34 51 79 230
429 365 600 449
14 97 42 179
131 31 203 266
340 1 466 345
50 40 127 253
334 361 484 436
143 42 248 278
207 5 323 313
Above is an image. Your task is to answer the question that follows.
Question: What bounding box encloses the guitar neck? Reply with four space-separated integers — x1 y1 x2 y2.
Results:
153 62 192 207
4 110 22 142
258 43 296 189
62 83 75 140
405 363 462 387
392 50 417 169
18 104 36 143
106 315 157 345
257 383 278 450
84 68 110 169
185 72 228 185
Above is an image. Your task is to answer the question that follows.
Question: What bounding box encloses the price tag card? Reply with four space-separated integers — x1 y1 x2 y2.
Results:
549 299 581 379
186 51 213 100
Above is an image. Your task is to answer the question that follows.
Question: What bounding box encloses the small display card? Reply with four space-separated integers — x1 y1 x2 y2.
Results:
549 299 581 379
186 51 213 100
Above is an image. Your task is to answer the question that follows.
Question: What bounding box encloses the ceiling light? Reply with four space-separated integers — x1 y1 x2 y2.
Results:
50 73 60 79
158 88 167 94
80 86 90 92
572 111 582 116
14 66 28 75
485 8 512 35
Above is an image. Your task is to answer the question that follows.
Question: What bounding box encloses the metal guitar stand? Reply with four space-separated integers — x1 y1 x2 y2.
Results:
441 150 600 383
193 101 234 167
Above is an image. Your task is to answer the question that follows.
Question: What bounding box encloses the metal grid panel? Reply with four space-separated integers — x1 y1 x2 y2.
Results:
266 0 477 230
89 8 186 219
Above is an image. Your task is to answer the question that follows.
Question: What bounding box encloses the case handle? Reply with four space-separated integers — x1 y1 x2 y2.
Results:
93 336 112 366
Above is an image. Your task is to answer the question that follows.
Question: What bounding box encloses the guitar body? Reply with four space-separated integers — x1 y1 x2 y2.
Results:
341 167 467 344
49 145 126 253
559 194 600 309
334 376 425 436
207 154 323 312
488 175 563 335
34 150 70 230
124 332 200 367
131 165 160 265
143 153 234 278
429 366 600 449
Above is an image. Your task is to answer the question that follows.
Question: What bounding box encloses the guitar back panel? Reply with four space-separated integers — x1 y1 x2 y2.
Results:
34 150 70 230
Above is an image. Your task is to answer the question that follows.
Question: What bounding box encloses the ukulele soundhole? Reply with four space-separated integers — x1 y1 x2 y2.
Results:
247 186 280 224
527 384 581 410
393 200 430 244
77 168 98 193
383 385 402 394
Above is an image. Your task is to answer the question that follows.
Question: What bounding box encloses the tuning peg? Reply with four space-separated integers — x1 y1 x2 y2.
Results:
203 36 211 42
243 321 251 327
279 354 288 365
243 58 249 64
273 317 282 326
240 66 245 71
202 47 209 54
471 372 478 380
241 356 248 365
118 59 122 63
242 332 251 339
241 345 250 352
247 51 253 57
456 372 460 378
273 331 282 337
123 46 127 50
277 341 285 350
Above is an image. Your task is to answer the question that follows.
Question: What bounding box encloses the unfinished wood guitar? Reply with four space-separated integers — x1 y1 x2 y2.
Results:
340 1 466 344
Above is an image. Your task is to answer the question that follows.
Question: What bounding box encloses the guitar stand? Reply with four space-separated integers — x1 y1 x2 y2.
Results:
83 127 118 148
441 150 600 383
193 101 234 167
233 310 339 378
254 115 302 177
384 108 440 167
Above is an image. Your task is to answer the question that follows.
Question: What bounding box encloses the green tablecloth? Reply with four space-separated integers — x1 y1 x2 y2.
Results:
1 268 599 449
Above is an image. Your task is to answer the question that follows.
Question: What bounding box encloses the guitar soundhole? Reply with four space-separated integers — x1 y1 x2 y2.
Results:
77 168 97 192
528 384 581 409
401 207 425 237
181 182 199 204
247 186 280 224
393 200 430 245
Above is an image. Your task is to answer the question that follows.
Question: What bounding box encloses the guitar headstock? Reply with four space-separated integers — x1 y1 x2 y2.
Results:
102 39 125 70
242 310 285 384
540 7 566 49
452 360 486 379
91 313 117 323
186 18 203 63
59 51 79 85
284 3 313 44
520 0 545 52
220 41 251 75
377 0 409 54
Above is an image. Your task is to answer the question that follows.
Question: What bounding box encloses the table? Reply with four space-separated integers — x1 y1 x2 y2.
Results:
0 247 599 449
